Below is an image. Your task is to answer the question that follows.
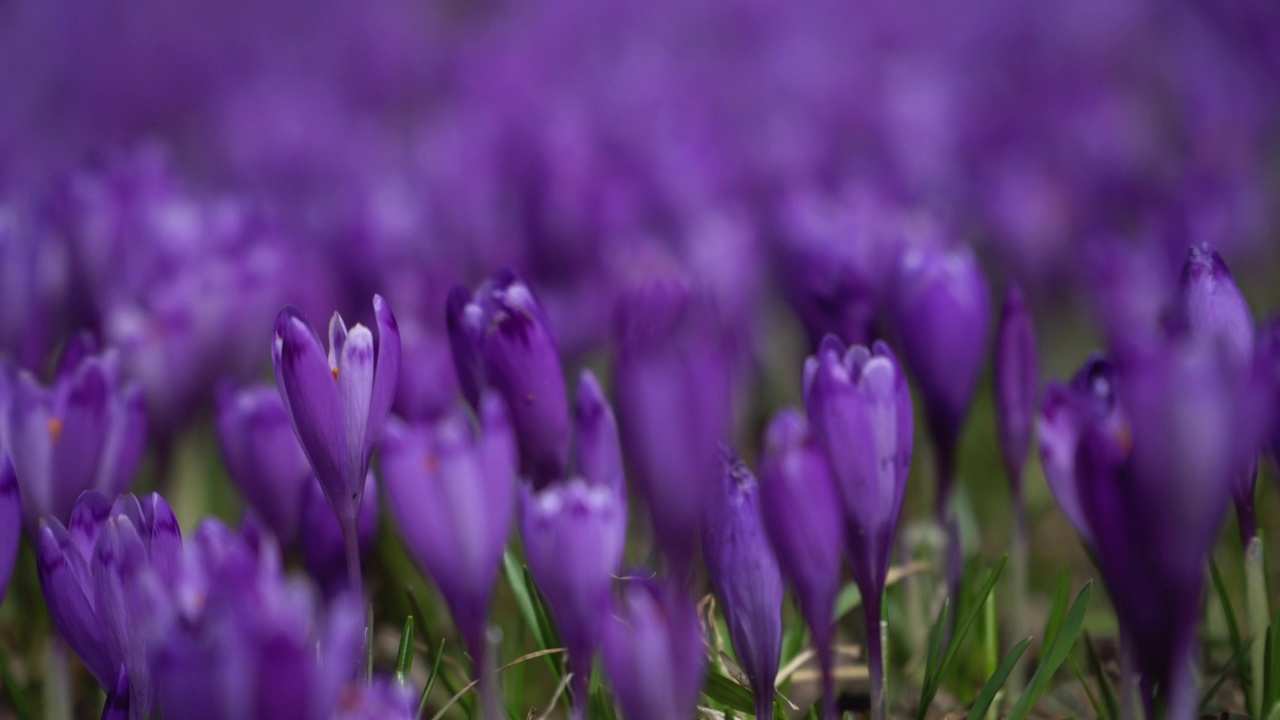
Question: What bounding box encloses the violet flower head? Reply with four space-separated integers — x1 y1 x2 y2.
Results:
994 285 1039 494
447 269 569 488
613 275 732 579
703 447 783 720
272 295 400 584
37 491 182 720
572 369 625 500
758 409 843 719
0 458 20 603
519 479 625 719
3 335 147 533
1036 354 1124 545
152 519 364 720
889 240 990 508
300 473 379 597
1074 339 1254 720
601 578 707 720
216 384 313 545
380 394 517 664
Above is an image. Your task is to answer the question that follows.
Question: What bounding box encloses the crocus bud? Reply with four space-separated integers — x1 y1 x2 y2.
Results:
572 370 625 499
1173 243 1258 540
519 479 625 719
272 295 400 584
153 520 364 720
758 410 843 719
803 336 912 719
380 394 516 664
0 459 18 602
3 337 147 533
447 270 569 488
37 492 181 719
601 578 707 720
890 241 990 510
703 448 783 720
613 276 732 579
994 286 1038 495
1037 354 1124 545
216 384 312 545
300 473 379 597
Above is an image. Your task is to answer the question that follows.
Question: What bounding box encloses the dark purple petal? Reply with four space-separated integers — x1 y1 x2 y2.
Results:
601 578 706 720
38 519 116 687
101 665 130 720
366 294 401 461
573 370 625 498
96 385 147 498
1174 244 1255 368
50 358 112 523
445 285 485 409
993 286 1039 489
0 459 17 602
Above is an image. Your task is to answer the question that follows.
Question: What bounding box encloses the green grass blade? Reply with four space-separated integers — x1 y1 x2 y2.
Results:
1007 582 1092 720
1201 638 1252 712
1069 655 1105 720
919 557 1008 716
833 582 862 621
503 549 548 650
1041 569 1070 660
0 644 34 720
916 597 950 720
418 638 447 719
396 615 416 682
1084 633 1119 720
1210 557 1244 656
703 666 758 715
968 636 1031 719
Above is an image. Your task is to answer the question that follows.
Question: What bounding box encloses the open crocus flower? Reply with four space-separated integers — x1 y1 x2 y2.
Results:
272 295 400 589
519 479 625 720
2 334 147 533
36 491 182 720
447 269 570 488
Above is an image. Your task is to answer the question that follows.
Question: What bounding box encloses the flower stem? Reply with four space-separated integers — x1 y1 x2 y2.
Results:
1247 534 1269 718
1008 498 1028 701
864 590 887 720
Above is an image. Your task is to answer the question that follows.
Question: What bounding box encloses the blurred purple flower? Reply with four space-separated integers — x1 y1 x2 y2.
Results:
1260 316 1280 467
890 239 990 516
272 295 400 588
601 578 706 720
572 370 626 500
380 394 516 665
333 678 418 720
300 473 379 598
2 336 147 533
447 269 570 488
37 492 181 719
519 479 625 719
703 447 783 720
392 319 460 422
0 459 20 604
613 275 732 580
993 285 1039 497
758 409 843 720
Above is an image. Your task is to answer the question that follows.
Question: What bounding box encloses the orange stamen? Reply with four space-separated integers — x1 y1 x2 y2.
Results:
331 367 339 381
423 454 439 473
47 418 64 444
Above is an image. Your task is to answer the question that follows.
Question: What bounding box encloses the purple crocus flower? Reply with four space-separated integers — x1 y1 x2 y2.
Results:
613 275 732 580
2 336 147 533
37 491 182 720
1073 339 1253 720
758 410 843 720
102 666 130 720
1172 243 1258 540
447 269 569 488
519 479 625 720
393 318 460 422
803 336 912 720
1037 354 1124 545
272 294 400 589
703 448 783 720
994 285 1038 500
601 578 707 720
572 370 625 500
300 473 379 597
889 240 990 517
153 519 364 720
0 459 18 603
380 394 516 667
333 678 418 720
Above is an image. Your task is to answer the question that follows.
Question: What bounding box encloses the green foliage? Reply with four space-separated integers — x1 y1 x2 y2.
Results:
968 636 1031 719
916 556 1007 719
1006 581 1091 720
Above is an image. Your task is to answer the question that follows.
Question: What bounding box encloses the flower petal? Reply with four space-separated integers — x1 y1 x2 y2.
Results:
366 294 401 459
337 324 376 501
38 520 115 687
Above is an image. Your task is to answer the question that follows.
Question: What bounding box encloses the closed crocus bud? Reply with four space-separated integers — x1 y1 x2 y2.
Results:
614 276 732 580
272 295 400 589
215 384 312 545
758 410 843 720
447 270 569 488
1074 340 1251 720
153 520 364 720
703 448 783 720
519 479 625 720
573 370 625 499
601 578 707 720
3 337 147 533
381 394 516 666
300 473 379 597
803 336 911 720
1037 354 1124 545
890 241 990 513
0 459 18 602
37 491 181 719
994 286 1038 496
1174 244 1258 540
